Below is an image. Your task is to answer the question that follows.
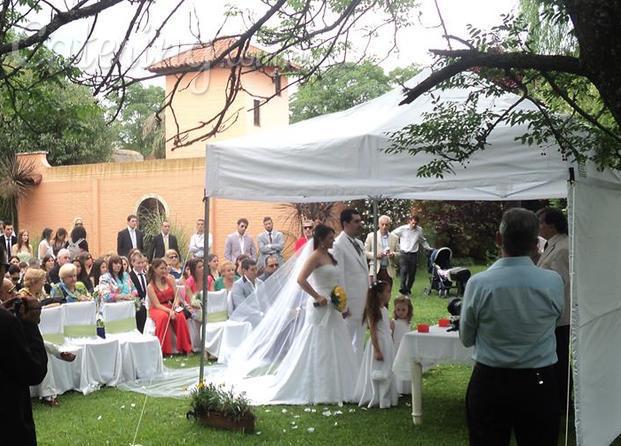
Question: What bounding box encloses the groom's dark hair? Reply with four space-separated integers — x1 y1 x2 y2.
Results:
340 208 360 228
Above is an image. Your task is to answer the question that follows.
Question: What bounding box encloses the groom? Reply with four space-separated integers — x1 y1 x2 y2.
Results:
332 208 369 361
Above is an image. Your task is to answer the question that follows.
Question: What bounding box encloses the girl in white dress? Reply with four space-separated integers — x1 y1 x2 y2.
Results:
354 280 399 408
392 296 413 395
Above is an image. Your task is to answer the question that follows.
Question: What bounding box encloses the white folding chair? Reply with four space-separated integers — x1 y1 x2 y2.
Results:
62 301 122 390
31 306 84 398
102 301 163 380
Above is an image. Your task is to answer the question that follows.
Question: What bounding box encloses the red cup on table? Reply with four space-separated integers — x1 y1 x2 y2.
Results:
417 323 430 333
438 318 450 328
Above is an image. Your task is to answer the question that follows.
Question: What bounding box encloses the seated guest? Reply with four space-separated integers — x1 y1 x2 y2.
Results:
89 257 108 288
184 258 204 320
11 229 34 263
99 255 137 302
147 258 192 355
9 255 20 266
258 255 279 282
128 251 148 333
51 227 69 256
50 264 92 303
18 269 47 303
8 264 22 292
206 254 220 285
164 249 182 280
0 277 17 302
48 249 71 285
41 254 55 295
38 228 54 261
214 261 237 292
230 258 261 312
72 256 93 293
235 254 249 276
79 252 94 277
460 208 564 446
294 220 314 252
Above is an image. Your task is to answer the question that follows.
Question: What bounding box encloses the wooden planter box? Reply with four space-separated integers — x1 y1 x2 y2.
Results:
194 411 256 433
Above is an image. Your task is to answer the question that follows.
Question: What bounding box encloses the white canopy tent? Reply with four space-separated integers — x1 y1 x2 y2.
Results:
203 71 621 446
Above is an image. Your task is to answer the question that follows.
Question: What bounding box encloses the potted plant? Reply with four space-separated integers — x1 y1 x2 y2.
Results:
187 382 256 433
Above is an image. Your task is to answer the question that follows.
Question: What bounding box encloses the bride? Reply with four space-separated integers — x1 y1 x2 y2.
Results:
124 225 360 405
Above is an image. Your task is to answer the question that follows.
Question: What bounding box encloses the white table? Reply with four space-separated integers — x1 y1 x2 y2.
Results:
392 325 473 425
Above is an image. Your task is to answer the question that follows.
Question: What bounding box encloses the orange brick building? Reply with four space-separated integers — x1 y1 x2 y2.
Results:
17 40 299 259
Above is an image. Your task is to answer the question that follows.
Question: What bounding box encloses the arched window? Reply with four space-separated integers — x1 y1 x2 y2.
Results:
137 197 166 231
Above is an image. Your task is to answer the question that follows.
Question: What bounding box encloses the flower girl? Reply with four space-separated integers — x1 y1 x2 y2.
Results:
354 280 399 408
392 296 413 394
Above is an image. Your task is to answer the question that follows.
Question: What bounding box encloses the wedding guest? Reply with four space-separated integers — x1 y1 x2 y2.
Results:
79 252 94 277
206 254 220 285
0 222 17 256
294 220 314 252
37 228 54 261
0 285 47 445
165 249 182 280
147 258 192 355
99 255 137 302
189 218 211 259
128 251 148 333
117 214 144 257
72 257 93 293
185 258 205 319
41 255 55 295
235 254 249 276
89 257 108 288
8 264 23 292
257 216 284 267
48 249 71 285
73 217 84 229
364 215 399 289
68 225 88 258
51 228 69 256
0 277 17 302
391 214 433 296
258 255 279 281
11 229 34 263
9 255 20 266
18 269 47 303
50 264 92 303
355 280 399 408
148 221 179 262
537 207 571 411
214 261 237 292
121 256 130 274
230 258 261 312
224 218 256 262
460 208 564 446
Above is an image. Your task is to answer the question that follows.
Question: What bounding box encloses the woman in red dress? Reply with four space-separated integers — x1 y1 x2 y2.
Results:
147 258 192 355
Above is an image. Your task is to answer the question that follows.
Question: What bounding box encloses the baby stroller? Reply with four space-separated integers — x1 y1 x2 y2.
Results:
424 247 471 297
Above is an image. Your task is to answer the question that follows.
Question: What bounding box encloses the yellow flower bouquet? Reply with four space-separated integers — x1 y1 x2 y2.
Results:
330 286 348 312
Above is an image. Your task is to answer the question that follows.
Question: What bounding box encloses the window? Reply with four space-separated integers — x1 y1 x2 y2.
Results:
273 73 282 96
253 99 261 127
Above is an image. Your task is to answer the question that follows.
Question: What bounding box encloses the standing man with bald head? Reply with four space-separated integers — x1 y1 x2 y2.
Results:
364 215 399 289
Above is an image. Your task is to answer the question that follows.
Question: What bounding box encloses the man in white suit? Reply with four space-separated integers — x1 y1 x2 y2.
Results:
332 208 369 360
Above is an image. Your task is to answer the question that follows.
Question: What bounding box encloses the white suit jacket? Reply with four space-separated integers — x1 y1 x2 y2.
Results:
332 231 369 320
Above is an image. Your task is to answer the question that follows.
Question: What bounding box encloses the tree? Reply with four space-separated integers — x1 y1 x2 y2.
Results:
388 1 621 177
109 84 165 158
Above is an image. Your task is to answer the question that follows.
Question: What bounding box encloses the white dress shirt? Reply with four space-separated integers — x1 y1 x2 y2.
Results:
391 224 431 253
128 227 137 249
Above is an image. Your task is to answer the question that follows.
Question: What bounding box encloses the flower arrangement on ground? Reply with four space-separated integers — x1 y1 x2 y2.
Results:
187 382 255 433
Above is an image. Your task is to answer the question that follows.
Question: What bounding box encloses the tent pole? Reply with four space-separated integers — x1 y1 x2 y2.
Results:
199 194 210 384
372 198 378 282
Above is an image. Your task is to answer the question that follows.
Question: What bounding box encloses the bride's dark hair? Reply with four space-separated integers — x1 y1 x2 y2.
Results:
313 224 337 265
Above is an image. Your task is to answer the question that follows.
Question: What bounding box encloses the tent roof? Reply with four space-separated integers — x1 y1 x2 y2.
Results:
206 70 572 202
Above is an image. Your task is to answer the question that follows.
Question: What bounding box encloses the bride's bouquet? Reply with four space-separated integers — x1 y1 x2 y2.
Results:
330 286 348 312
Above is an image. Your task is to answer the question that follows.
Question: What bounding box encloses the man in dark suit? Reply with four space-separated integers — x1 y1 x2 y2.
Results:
0 255 48 445
0 222 17 257
128 251 148 333
117 214 144 257
148 220 179 262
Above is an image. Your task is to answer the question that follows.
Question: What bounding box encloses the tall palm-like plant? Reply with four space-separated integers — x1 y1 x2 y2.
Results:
279 201 342 248
0 152 41 227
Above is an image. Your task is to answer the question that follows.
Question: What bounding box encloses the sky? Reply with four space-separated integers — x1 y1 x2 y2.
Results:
39 0 519 88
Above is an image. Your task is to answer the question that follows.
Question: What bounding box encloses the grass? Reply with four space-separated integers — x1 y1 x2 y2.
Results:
32 263 599 445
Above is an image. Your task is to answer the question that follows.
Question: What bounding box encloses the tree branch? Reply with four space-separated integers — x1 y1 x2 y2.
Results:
400 49 584 105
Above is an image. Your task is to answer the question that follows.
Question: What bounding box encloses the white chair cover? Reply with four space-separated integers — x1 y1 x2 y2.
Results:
62 301 123 390
102 301 163 380
202 290 251 359
31 306 84 398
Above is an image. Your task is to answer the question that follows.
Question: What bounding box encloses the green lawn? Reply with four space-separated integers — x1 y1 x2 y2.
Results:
32 264 594 445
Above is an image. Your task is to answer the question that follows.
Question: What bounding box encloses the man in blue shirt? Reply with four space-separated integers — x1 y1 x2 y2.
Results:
460 208 564 446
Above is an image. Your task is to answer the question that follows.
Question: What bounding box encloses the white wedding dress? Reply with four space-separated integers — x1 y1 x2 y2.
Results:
250 263 359 404
120 246 360 405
